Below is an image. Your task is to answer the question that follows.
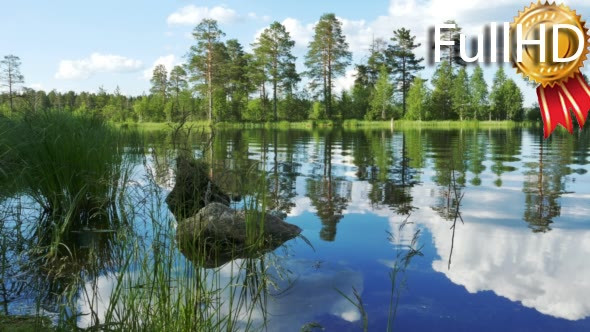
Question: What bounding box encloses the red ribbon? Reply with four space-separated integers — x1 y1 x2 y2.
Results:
537 73 590 138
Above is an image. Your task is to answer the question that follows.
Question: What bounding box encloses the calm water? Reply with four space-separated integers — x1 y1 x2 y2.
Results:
198 127 590 331
6 126 590 331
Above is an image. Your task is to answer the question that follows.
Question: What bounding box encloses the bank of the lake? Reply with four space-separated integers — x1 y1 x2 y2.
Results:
121 120 541 131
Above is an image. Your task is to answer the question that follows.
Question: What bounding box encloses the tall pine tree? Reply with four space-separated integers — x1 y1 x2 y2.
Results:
188 19 225 122
253 22 298 121
470 65 488 120
388 28 424 116
305 13 352 119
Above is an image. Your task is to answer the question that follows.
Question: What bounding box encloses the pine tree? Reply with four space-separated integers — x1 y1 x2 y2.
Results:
150 64 168 98
368 65 394 120
367 37 389 85
188 19 225 122
351 65 371 119
169 66 188 100
168 65 188 120
430 61 454 119
253 22 298 121
503 79 524 121
305 13 352 119
0 55 25 112
470 65 488 120
451 67 470 121
490 66 508 120
406 76 429 120
225 39 250 121
388 28 424 116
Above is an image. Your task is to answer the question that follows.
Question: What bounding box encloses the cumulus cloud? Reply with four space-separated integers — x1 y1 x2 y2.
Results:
281 18 314 49
167 5 240 25
142 54 179 80
55 53 143 80
334 68 357 94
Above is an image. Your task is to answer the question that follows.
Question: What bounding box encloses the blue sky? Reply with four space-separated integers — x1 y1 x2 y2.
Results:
3 0 590 106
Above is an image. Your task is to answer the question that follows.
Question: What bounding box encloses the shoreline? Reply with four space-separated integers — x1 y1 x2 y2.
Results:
120 120 541 131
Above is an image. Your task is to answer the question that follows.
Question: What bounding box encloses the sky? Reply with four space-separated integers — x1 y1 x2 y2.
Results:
2 0 590 106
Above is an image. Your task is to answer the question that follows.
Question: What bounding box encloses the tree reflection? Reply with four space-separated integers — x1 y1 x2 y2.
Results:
522 135 572 233
365 132 419 215
306 130 351 241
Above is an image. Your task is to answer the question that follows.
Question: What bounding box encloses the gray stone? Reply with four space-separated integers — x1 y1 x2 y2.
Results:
166 156 230 220
176 203 302 268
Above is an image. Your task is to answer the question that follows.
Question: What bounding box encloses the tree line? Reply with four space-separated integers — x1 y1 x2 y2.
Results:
1 16 531 123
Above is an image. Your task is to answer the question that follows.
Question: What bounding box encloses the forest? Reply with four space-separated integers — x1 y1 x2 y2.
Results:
1 16 536 124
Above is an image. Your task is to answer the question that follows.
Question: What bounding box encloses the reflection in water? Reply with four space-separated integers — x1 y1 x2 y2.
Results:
2 126 590 330
306 131 351 241
522 139 570 232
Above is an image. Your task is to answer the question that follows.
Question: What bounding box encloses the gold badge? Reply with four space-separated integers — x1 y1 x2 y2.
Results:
511 2 589 88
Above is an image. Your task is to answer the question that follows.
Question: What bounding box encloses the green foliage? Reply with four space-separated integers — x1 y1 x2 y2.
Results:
388 28 424 116
367 66 394 120
188 19 226 122
406 76 429 120
490 67 523 121
309 101 326 120
451 67 470 121
430 61 454 119
470 65 489 120
1 17 534 124
253 21 299 121
150 64 168 98
305 13 352 119
1 111 129 227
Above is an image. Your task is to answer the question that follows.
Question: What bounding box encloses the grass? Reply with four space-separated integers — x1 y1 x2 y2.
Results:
0 315 53 332
0 113 294 330
124 119 539 132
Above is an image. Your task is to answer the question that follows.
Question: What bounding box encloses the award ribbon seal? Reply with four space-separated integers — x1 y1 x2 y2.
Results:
512 2 590 138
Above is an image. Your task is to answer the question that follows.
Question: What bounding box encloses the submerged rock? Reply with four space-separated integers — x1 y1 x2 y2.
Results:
176 203 302 268
166 156 230 219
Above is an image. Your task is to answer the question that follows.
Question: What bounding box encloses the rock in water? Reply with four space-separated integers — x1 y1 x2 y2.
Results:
176 203 302 268
166 156 230 219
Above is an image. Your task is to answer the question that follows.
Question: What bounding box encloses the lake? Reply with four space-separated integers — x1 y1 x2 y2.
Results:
3 126 590 331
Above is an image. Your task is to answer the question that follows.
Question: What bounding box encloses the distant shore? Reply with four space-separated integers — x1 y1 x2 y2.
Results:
121 120 540 131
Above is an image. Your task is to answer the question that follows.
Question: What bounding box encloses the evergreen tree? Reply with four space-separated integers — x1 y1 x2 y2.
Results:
225 39 250 121
150 64 168 98
503 79 524 121
367 65 394 120
470 65 488 120
388 28 424 116
451 67 470 121
188 19 226 122
305 13 352 119
406 76 429 120
168 65 189 120
490 66 508 120
169 65 188 100
367 37 389 85
253 21 298 121
0 55 25 112
430 61 454 119
350 65 372 119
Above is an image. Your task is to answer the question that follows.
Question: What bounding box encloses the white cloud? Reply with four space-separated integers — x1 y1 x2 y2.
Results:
334 68 357 94
167 5 240 25
55 53 143 80
142 54 179 80
281 18 314 49
338 17 374 54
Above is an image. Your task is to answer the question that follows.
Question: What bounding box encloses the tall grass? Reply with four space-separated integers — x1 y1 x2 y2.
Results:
0 112 298 331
